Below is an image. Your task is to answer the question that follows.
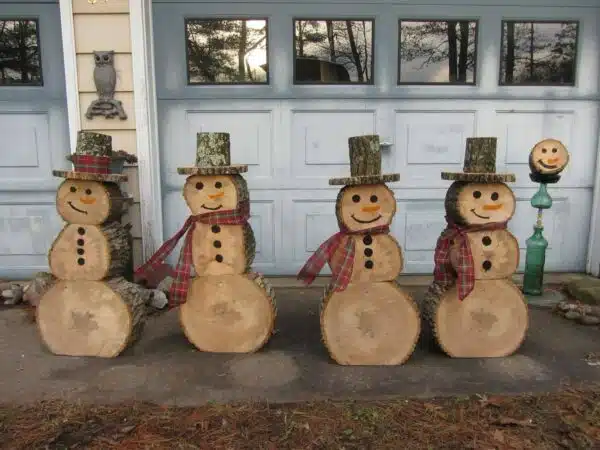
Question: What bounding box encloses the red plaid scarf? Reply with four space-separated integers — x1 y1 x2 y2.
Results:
297 224 390 292
433 217 508 301
134 200 250 308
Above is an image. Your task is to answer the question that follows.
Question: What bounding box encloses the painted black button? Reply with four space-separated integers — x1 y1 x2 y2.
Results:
77 239 84 246
214 240 222 248
77 227 85 235
77 258 85 266
364 248 373 257
211 225 221 233
482 236 492 246
482 260 492 271
363 235 372 245
365 260 374 269
215 254 223 263
77 248 84 255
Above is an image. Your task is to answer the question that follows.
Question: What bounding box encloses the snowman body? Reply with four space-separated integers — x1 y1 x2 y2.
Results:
319 182 420 366
427 180 528 358
37 135 147 359
178 171 275 353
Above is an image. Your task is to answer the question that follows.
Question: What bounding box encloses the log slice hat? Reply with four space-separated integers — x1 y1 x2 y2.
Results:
177 132 248 175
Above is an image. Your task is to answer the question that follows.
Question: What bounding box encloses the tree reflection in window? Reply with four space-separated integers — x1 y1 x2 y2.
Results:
0 19 42 86
293 19 374 84
399 20 477 84
500 21 578 86
186 18 268 84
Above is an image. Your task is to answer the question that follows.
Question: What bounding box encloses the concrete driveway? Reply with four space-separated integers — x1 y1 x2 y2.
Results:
1 286 598 406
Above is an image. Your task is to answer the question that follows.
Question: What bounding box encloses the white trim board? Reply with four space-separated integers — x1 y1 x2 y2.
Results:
130 0 164 260
58 0 80 153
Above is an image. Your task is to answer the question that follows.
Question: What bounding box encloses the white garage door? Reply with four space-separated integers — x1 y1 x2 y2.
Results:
153 0 599 276
0 0 70 279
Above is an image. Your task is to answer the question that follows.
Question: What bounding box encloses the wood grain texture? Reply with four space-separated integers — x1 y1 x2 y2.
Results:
426 279 528 358
56 181 126 225
444 181 517 226
49 222 131 281
349 135 381 177
335 184 396 231
320 281 420 365
329 174 400 186
180 273 276 353
37 278 147 358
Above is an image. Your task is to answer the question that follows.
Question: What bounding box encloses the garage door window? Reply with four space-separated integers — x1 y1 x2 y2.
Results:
0 18 42 86
293 19 374 84
398 19 478 85
185 18 268 85
499 20 579 86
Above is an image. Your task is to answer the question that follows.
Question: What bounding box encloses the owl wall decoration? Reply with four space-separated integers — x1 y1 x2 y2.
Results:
85 50 127 120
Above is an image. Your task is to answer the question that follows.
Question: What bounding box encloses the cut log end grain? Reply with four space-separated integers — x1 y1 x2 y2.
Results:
429 279 528 358
346 234 404 283
37 278 146 358
56 181 126 225
445 181 516 226
48 222 131 281
180 274 276 353
320 281 420 365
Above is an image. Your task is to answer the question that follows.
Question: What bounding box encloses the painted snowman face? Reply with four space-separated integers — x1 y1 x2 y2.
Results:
183 175 239 215
529 139 569 175
56 180 112 225
456 183 516 225
337 184 396 232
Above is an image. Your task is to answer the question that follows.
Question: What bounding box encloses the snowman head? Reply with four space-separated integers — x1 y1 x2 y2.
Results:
183 174 247 215
529 138 569 175
336 184 396 232
446 181 516 226
56 180 120 225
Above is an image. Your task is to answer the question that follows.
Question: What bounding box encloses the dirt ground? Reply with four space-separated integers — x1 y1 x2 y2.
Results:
1 384 599 449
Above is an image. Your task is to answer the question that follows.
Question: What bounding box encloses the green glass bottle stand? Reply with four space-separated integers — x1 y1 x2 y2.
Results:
522 183 552 296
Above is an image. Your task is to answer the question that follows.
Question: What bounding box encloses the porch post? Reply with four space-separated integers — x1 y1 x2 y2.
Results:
129 0 164 260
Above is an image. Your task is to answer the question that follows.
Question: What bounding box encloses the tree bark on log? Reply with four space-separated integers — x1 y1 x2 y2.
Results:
348 135 381 177
180 273 276 353
424 279 528 358
462 137 498 173
320 280 420 365
37 277 147 357
49 221 131 281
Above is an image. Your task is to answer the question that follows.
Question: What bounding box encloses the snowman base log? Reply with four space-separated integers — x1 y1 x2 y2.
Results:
49 221 132 281
320 281 420 366
180 273 276 353
37 277 146 357
424 279 528 358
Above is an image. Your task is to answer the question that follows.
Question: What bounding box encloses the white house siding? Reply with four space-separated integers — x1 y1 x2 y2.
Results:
0 0 70 279
152 0 600 276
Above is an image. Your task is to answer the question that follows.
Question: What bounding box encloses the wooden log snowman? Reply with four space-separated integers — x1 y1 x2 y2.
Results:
298 134 420 366
37 131 146 358
135 132 276 353
424 137 528 358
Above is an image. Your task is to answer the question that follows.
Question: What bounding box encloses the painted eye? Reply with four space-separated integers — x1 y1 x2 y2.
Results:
473 191 481 199
215 181 222 189
352 195 360 203
85 189 92 195
491 192 499 201
370 195 378 203
195 182 204 190
551 148 557 153
541 148 547 153
94 56 100 62
69 186 77 193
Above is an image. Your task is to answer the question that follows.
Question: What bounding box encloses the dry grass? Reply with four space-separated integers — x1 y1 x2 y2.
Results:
1 386 599 449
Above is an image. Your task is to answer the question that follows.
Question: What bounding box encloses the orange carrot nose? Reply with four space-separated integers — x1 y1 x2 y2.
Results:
361 205 381 213
79 197 96 205
547 157 559 164
483 203 503 211
208 192 224 199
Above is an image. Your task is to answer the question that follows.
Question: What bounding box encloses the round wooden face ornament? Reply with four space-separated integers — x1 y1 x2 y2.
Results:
337 184 396 231
446 182 516 226
183 174 239 214
529 138 569 175
56 180 115 225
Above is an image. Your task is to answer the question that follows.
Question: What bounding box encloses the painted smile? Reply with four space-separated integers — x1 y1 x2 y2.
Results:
201 204 223 211
470 208 489 220
68 201 88 215
537 159 558 169
351 213 382 224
